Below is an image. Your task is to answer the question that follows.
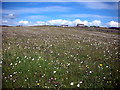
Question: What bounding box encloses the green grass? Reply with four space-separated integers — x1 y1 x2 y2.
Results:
2 26 120 88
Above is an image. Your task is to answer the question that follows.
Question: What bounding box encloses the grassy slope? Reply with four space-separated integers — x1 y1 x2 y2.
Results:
2 26 120 88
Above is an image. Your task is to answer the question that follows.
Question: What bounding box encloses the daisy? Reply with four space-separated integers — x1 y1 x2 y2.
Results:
70 82 74 85
77 84 80 87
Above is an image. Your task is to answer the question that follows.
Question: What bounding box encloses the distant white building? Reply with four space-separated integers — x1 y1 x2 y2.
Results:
61 25 68 27
77 24 85 27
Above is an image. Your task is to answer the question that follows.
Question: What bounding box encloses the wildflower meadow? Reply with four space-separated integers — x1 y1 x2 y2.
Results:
2 26 120 88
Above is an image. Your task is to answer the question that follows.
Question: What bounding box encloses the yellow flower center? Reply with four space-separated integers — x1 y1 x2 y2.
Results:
37 83 40 85
99 64 103 66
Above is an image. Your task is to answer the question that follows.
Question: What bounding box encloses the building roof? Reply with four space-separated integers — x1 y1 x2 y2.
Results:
77 24 84 25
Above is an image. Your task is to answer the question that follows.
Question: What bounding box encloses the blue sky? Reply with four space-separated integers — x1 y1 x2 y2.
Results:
2 2 119 27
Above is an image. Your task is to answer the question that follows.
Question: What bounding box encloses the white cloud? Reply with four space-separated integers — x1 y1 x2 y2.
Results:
82 20 89 26
2 20 9 24
35 19 102 26
47 19 73 25
34 21 47 25
107 21 119 27
72 19 83 25
18 21 29 25
2 13 17 19
1 20 17 25
36 21 45 24
46 19 102 26
52 19 118 27
89 20 102 26
8 14 14 17
2 19 119 27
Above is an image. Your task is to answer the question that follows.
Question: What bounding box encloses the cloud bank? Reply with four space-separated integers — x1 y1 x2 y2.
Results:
107 21 119 27
2 19 118 27
36 19 118 27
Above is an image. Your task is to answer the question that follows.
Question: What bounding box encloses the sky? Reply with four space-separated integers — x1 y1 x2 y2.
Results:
2 0 120 2
1 2 119 27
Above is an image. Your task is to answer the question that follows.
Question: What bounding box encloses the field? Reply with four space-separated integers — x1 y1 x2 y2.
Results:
2 26 120 88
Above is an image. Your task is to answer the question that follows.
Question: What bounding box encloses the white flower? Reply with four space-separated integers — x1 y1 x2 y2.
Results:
106 66 109 68
15 63 17 65
16 57 19 59
80 61 83 64
8 47 10 49
18 61 21 63
70 82 74 85
70 55 73 57
10 74 12 77
13 80 16 82
50 44 52 47
68 63 70 66
89 71 92 74
53 71 56 73
66 71 69 73
13 72 17 74
32 58 35 61
50 51 53 53
0 61 2 64
80 81 83 84
24 56 27 58
77 84 80 87
10 63 13 66
38 56 41 59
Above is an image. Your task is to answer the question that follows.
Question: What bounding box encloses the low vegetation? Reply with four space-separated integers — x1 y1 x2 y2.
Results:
2 26 120 88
